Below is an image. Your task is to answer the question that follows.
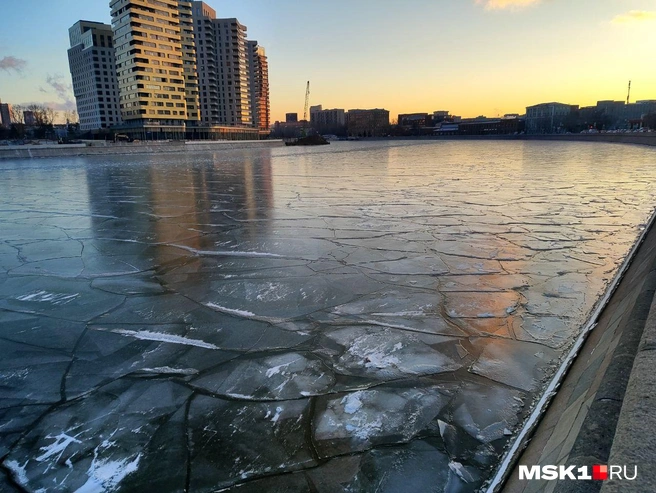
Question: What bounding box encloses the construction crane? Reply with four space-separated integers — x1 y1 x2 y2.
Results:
627 80 631 105
303 81 310 122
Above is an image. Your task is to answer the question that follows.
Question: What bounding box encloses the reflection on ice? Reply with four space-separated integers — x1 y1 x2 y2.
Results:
1 141 656 491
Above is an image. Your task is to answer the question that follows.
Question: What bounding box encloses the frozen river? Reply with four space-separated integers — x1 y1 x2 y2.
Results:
1 140 656 492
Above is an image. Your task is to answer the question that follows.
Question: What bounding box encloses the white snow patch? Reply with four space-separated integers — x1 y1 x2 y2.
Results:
360 349 400 370
224 392 257 400
271 406 283 423
16 291 80 306
138 367 199 376
370 311 424 317
264 356 302 378
74 453 141 493
341 392 363 414
102 329 219 350
344 417 384 441
170 244 282 258
449 461 473 483
36 433 82 464
5 460 29 485
205 302 256 318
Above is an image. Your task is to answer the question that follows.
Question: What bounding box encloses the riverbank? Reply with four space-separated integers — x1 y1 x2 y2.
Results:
365 133 656 148
0 139 283 160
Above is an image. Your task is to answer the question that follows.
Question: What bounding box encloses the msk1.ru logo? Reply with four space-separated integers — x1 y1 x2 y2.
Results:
518 464 637 481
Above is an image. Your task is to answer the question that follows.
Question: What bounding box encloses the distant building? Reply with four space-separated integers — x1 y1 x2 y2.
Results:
192 2 267 138
525 102 578 134
286 113 298 123
23 110 36 126
579 100 656 130
434 115 524 136
0 101 11 128
248 41 270 131
346 108 389 137
311 107 346 129
67 20 121 131
212 18 252 126
457 115 524 135
398 113 432 128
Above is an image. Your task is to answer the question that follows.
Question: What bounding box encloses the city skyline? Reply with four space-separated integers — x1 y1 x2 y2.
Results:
1 0 656 123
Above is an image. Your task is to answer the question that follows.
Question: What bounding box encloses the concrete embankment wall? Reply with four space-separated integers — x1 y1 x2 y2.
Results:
0 140 283 160
375 133 656 147
523 133 656 147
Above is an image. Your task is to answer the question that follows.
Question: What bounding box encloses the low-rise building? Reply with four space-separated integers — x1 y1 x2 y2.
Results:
311 107 346 130
457 115 524 135
525 102 578 134
398 113 432 128
579 100 656 130
346 108 389 137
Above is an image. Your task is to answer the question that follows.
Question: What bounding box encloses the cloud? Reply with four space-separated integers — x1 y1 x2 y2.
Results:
611 10 656 24
476 0 541 10
39 74 75 110
0 56 27 75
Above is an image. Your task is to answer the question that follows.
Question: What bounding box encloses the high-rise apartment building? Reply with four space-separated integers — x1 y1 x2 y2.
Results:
69 1 268 139
179 0 200 125
110 0 193 138
67 21 121 131
210 18 252 126
192 1 219 125
0 100 12 129
193 2 270 133
248 41 270 131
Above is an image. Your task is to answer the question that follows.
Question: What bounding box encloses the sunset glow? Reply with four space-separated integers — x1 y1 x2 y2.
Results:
0 0 655 122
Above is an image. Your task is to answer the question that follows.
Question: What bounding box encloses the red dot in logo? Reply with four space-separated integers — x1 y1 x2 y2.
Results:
593 465 608 481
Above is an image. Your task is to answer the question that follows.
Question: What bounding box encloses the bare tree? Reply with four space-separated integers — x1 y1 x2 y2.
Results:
63 109 78 124
10 104 25 124
45 107 57 126
27 104 47 126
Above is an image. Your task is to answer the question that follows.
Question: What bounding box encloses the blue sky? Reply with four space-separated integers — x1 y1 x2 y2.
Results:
1 0 655 122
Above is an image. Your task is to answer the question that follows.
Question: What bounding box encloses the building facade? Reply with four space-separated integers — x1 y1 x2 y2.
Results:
109 0 194 138
398 113 431 128
310 107 346 133
0 101 11 129
346 109 390 137
192 2 268 134
247 40 270 131
68 20 121 131
579 100 656 130
525 102 578 134
212 18 252 126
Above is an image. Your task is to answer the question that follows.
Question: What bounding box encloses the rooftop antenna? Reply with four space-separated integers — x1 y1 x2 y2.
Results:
626 80 631 105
